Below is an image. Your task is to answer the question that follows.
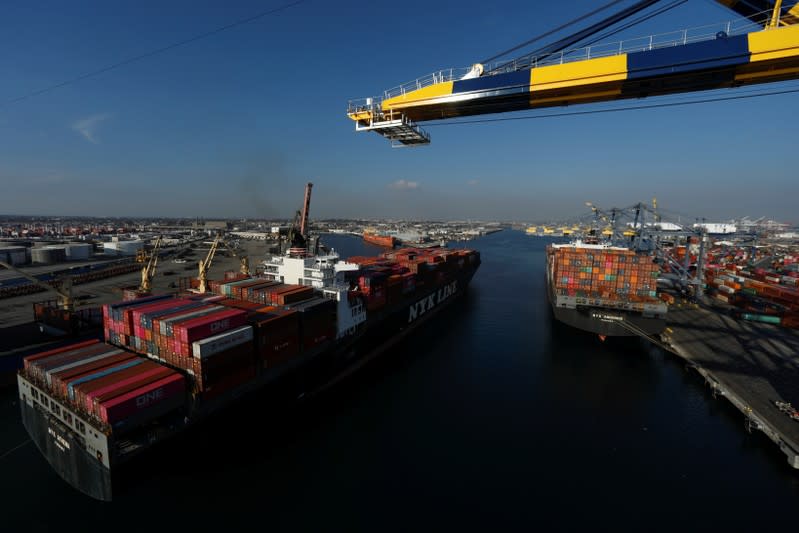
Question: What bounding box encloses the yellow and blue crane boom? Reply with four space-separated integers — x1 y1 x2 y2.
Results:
347 1 799 146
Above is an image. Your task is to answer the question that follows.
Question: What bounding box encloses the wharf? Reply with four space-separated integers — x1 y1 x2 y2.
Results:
658 303 799 468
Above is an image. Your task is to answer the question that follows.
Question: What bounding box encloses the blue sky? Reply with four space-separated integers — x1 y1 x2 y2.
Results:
1 0 796 223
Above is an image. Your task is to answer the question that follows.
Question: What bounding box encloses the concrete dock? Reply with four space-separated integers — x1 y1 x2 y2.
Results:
659 303 799 468
0 239 273 370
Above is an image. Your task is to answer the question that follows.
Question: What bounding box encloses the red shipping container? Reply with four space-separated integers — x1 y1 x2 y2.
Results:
174 308 248 344
23 339 101 371
99 373 185 425
84 364 170 413
89 367 175 416
73 360 161 411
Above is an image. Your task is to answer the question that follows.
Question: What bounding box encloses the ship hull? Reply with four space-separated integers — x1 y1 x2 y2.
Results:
545 243 666 337
18 261 479 501
363 233 395 248
550 304 665 336
19 393 112 500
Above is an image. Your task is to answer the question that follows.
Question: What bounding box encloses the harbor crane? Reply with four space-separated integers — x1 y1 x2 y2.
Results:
138 235 163 293
0 261 74 311
197 236 221 294
347 0 799 146
581 199 709 298
284 182 316 257
195 236 251 294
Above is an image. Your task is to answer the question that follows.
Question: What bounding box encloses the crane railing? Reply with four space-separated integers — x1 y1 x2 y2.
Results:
372 13 770 103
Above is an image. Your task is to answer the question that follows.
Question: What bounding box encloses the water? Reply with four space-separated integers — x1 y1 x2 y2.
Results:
2 230 798 531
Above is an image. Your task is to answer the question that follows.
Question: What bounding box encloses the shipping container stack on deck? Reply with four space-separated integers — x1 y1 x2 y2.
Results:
99 276 341 400
550 247 660 306
22 340 186 429
349 247 477 312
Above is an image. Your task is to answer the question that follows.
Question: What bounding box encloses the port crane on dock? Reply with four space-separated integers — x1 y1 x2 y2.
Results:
0 261 74 311
579 199 710 298
138 235 163 294
347 0 799 146
194 235 251 294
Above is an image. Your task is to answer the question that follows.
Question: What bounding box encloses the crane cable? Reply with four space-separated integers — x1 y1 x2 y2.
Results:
424 85 799 126
1 0 307 108
481 0 626 64
566 0 688 55
485 0 665 72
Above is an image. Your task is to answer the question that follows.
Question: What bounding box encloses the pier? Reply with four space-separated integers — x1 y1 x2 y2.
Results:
636 303 799 467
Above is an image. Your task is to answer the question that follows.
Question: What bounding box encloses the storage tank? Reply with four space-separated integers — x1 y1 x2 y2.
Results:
0 246 28 266
64 243 92 261
31 247 67 265
103 240 144 256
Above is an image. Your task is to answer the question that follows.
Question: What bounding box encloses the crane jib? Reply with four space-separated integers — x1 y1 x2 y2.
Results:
350 22 799 145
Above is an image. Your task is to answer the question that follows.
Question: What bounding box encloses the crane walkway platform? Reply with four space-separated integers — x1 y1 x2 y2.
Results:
350 106 430 147
651 304 799 468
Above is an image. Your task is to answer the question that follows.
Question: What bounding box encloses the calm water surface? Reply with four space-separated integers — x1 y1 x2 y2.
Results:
2 230 798 531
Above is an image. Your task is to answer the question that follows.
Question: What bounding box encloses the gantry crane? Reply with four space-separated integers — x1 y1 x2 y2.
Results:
139 235 163 293
581 199 709 297
348 0 799 146
0 261 74 311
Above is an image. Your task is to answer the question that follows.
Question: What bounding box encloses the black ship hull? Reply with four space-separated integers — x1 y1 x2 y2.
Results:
550 304 666 337
19 395 112 500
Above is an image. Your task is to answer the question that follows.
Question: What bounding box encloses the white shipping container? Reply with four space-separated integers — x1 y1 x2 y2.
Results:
718 285 736 295
192 325 253 359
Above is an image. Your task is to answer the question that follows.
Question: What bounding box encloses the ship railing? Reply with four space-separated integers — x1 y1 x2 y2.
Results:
356 12 768 106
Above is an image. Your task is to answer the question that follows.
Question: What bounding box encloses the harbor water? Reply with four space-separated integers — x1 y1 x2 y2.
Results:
2 230 798 530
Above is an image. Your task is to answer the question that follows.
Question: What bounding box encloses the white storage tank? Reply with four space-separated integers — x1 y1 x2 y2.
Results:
0 246 28 265
31 247 67 265
64 243 92 261
103 240 144 256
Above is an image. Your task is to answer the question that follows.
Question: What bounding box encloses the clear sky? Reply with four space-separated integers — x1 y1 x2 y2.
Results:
1 0 796 223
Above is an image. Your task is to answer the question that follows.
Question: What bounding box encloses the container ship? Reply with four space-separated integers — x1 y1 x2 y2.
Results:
546 241 667 337
363 231 396 248
16 244 480 500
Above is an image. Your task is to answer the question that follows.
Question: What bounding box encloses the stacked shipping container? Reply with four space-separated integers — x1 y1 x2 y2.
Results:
101 288 340 398
23 340 185 428
550 247 660 303
705 264 799 328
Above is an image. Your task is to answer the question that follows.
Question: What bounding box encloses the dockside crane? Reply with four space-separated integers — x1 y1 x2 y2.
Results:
347 0 799 146
139 235 163 293
194 235 252 294
0 261 74 311
285 182 315 257
221 240 251 277
197 236 221 294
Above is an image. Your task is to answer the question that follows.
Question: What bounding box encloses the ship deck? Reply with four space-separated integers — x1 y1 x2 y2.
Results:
657 302 799 467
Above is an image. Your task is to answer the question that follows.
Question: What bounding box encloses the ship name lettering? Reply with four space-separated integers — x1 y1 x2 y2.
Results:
408 282 457 323
210 319 230 333
48 427 71 451
136 388 164 408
